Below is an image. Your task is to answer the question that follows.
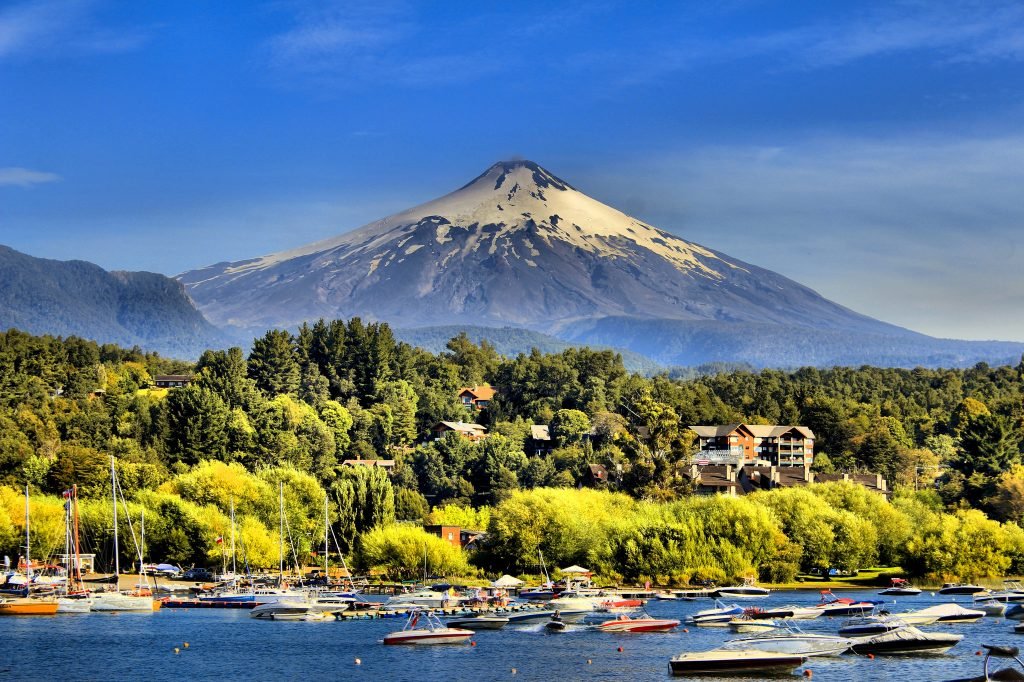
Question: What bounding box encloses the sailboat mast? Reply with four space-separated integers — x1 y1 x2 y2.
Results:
324 494 329 581
140 509 146 577
111 456 120 579
24 485 31 580
72 485 82 589
278 482 284 582
230 498 236 576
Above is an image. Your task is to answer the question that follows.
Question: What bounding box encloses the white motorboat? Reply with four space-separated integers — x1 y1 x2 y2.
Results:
838 615 905 636
251 600 315 620
881 608 940 626
721 623 855 657
727 617 779 633
383 609 473 645
383 588 456 610
446 614 509 630
812 590 880 617
982 581 1024 603
910 603 985 623
879 578 922 596
938 583 987 595
850 626 963 655
975 599 1007 617
597 614 680 632
745 605 822 620
686 600 744 626
668 649 807 676
714 577 771 599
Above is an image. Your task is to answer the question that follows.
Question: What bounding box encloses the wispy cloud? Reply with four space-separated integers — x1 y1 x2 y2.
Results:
0 167 61 188
0 0 147 60
586 133 1024 340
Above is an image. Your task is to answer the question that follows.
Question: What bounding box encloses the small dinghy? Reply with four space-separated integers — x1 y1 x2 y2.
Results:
668 649 806 676
383 609 474 645
851 626 963 655
879 578 922 596
598 614 680 633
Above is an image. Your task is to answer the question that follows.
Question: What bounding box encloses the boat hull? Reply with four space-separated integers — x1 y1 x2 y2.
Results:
879 588 922 596
0 599 59 615
446 617 509 630
599 618 679 633
850 627 963 655
91 593 156 612
383 628 473 645
669 651 806 676
938 585 986 595
723 636 855 658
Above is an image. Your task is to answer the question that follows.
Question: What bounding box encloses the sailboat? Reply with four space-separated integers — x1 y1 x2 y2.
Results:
0 487 58 616
92 457 159 612
56 485 92 613
247 484 311 617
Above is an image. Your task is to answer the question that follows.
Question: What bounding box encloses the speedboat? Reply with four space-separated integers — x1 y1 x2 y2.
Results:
598 614 679 632
974 599 1007 617
594 597 644 612
1007 604 1024 621
879 578 922 596
850 626 963 655
686 600 744 626
911 603 985 623
445 614 509 630
728 617 779 633
983 581 1024 603
747 605 821 620
813 590 880 617
839 615 905 636
655 591 680 601
938 583 987 595
882 609 940 626
721 626 854 658
383 610 473 645
250 600 315 620
383 588 456 610
505 608 556 624
714 577 770 599
668 649 807 676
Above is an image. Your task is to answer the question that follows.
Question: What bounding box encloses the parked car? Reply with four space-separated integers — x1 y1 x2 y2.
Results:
181 567 215 581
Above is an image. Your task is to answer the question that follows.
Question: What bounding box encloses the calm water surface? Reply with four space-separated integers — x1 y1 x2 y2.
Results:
2 589 1021 681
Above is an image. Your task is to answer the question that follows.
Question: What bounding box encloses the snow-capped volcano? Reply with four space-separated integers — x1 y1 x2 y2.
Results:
179 160 908 340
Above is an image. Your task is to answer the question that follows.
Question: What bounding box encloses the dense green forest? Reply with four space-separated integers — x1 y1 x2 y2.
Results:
1 321 1023 582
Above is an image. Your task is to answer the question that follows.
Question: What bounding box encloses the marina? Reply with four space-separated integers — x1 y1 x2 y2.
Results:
3 587 1024 680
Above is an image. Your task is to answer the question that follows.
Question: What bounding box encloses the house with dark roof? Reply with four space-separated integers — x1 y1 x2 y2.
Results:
529 424 552 455
458 385 496 411
342 459 395 471
153 374 192 389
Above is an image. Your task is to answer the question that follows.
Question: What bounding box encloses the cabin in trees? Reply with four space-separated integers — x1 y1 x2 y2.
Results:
458 385 496 411
529 424 553 455
153 374 192 389
432 421 488 442
342 459 395 472
689 424 815 467
424 525 487 550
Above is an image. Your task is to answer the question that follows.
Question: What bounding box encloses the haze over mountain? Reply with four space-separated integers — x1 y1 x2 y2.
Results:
0 245 226 358
178 160 1021 368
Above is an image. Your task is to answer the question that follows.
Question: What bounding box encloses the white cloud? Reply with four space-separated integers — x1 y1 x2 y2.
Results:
0 167 61 187
0 0 147 60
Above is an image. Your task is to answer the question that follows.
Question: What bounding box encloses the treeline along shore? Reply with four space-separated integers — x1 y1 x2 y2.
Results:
1 320 1023 583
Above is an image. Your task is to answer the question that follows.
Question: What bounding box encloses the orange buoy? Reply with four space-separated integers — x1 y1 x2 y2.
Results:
471 641 477 647
803 670 812 678
617 646 623 652
868 654 875 660
183 642 190 649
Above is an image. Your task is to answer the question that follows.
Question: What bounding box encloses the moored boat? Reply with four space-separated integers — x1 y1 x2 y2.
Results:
383 609 473 645
879 578 921 596
445 614 510 630
686 599 744 626
974 599 1007 617
721 626 854 657
746 605 821 620
1007 604 1024 621
0 597 59 616
727 617 779 633
668 649 807 676
598 614 680 632
911 603 985 623
838 615 905 636
938 582 987 595
850 626 963 655
813 590 880 617
714 577 770 599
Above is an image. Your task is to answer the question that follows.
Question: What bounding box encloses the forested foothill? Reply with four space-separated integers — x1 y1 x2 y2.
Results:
1 320 1023 583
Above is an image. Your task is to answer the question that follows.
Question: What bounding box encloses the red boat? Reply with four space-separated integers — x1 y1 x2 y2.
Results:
596 597 644 612
598 615 680 632
813 590 880 617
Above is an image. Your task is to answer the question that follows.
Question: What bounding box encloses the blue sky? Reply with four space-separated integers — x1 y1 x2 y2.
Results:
2 0 1024 341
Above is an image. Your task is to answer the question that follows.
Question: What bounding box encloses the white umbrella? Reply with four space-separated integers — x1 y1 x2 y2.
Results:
491 574 524 588
559 565 591 574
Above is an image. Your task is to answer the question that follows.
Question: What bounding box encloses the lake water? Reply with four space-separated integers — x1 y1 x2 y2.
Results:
1 589 1020 681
